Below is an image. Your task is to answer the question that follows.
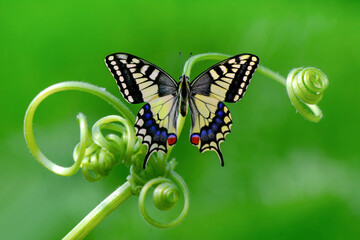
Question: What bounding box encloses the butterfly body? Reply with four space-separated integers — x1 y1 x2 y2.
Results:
179 75 190 117
105 53 259 168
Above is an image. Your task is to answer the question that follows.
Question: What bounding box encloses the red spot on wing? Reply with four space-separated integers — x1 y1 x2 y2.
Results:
167 134 177 146
191 134 200 145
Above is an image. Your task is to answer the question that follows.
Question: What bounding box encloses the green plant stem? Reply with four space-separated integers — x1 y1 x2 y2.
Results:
24 81 135 176
183 53 231 77
257 65 286 86
63 181 133 240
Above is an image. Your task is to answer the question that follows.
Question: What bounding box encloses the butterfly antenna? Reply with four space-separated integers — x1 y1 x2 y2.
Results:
179 52 186 78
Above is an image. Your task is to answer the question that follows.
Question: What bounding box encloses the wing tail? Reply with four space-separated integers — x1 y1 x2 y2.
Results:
143 149 153 169
215 148 224 167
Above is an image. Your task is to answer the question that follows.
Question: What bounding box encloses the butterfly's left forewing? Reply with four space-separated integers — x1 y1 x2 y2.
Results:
105 53 179 168
189 54 259 166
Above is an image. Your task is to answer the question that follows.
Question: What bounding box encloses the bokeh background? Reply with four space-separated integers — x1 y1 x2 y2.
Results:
1 0 359 239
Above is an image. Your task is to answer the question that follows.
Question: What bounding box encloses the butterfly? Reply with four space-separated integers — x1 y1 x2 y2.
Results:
105 53 259 168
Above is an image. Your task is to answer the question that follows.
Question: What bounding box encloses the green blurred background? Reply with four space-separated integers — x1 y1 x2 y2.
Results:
1 0 359 239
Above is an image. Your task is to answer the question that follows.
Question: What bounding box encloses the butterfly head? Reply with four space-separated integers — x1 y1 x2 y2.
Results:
178 75 190 84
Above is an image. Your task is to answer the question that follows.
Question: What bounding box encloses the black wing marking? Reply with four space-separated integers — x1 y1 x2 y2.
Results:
105 53 178 104
190 54 259 103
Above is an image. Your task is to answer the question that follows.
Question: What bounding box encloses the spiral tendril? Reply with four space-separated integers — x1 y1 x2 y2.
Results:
138 171 190 228
286 67 329 122
153 182 180 210
73 114 142 181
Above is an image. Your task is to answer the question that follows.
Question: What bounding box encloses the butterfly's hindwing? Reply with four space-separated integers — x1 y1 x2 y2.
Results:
135 95 179 168
190 54 259 103
105 53 178 104
189 98 232 166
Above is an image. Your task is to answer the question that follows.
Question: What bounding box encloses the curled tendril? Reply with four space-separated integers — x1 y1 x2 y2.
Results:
153 182 179 210
23 81 140 180
73 114 142 181
138 171 190 228
286 67 329 122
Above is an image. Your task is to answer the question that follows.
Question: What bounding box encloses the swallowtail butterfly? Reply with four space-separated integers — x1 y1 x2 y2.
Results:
105 53 259 168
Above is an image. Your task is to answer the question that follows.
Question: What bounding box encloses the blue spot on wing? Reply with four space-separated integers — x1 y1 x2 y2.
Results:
149 126 156 134
200 129 209 142
160 130 167 142
207 129 215 139
217 110 224 118
146 120 153 127
144 113 151 119
214 117 222 125
200 129 207 138
161 131 167 138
